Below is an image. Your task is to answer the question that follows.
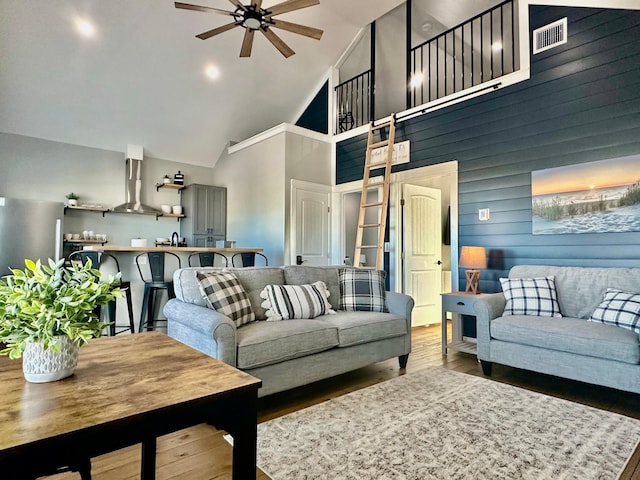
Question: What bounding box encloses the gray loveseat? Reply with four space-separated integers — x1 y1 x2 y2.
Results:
474 265 640 394
164 265 414 397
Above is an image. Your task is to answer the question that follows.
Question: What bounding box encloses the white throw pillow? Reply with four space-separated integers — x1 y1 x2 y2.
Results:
499 276 562 317
589 288 640 333
260 281 335 321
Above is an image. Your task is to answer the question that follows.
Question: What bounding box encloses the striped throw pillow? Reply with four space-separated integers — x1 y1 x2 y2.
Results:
260 281 335 321
197 271 255 327
499 276 562 317
589 288 640 333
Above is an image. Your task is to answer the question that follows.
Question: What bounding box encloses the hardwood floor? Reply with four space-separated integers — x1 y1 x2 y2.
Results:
50 324 640 480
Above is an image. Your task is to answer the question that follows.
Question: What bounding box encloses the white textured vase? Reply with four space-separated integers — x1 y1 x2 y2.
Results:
22 336 79 383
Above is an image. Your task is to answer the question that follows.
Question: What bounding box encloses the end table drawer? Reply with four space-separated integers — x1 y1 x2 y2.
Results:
442 295 477 315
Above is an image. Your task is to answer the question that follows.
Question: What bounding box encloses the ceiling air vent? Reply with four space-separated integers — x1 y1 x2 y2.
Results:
533 17 567 54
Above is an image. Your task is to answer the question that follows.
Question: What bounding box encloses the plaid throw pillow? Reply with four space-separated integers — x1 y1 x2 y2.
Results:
589 288 640 333
499 276 562 317
338 268 387 312
197 271 255 327
260 281 335 321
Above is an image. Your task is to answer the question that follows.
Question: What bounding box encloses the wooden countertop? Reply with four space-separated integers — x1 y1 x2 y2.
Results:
84 245 263 253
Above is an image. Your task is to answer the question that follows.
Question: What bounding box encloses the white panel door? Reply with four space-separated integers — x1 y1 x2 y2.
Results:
403 184 442 326
293 183 330 266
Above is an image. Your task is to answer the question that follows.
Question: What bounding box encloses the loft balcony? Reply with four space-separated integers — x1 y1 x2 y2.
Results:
334 0 520 134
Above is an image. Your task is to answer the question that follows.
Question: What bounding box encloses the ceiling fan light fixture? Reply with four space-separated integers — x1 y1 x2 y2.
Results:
241 9 264 30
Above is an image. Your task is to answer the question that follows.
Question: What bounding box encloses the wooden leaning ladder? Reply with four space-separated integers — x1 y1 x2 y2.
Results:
354 115 397 270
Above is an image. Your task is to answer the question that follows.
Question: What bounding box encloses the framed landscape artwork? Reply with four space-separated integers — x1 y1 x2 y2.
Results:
531 155 640 235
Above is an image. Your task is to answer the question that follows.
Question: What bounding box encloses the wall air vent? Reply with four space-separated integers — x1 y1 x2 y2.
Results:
533 17 567 54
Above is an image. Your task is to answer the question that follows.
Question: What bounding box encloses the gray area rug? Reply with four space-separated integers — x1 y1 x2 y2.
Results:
255 367 640 479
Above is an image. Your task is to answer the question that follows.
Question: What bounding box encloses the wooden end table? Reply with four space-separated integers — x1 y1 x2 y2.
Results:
0 332 261 479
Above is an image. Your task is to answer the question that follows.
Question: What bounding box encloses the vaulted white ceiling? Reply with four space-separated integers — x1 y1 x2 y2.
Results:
0 0 503 167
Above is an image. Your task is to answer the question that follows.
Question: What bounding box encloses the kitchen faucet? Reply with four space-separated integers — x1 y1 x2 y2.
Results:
171 232 179 247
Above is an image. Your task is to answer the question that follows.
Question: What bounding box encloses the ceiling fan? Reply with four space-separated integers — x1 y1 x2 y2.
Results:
175 0 324 58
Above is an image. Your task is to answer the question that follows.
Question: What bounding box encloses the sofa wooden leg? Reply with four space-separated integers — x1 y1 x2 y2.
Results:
480 360 493 376
399 354 409 369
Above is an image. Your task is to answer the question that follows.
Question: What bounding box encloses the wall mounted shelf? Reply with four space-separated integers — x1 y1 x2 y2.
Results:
156 183 186 193
156 213 185 222
64 205 109 217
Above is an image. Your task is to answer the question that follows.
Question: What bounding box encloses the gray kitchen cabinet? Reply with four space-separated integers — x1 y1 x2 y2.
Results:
180 184 226 247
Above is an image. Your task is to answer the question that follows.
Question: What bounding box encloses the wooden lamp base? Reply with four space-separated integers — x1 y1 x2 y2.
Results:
465 270 481 294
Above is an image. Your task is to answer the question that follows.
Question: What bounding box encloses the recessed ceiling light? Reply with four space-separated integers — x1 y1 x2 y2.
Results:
75 18 96 38
409 72 423 89
205 65 220 80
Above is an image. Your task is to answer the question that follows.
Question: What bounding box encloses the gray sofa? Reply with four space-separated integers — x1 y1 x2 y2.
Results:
474 265 640 394
163 265 414 397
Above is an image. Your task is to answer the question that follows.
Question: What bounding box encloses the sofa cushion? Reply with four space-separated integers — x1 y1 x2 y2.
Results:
236 320 339 369
322 311 407 347
499 276 562 317
509 265 640 319
197 272 255 327
260 281 335 321
174 267 285 320
338 268 387 312
589 288 640 333
283 266 341 311
491 315 640 364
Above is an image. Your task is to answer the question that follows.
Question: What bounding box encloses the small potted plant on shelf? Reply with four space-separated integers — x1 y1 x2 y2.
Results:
0 258 122 383
66 192 80 206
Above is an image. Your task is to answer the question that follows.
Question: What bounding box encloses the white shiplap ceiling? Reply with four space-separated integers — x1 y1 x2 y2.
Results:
0 0 405 167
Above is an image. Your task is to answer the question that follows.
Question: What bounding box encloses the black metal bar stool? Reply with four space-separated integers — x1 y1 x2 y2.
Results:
68 251 135 336
231 252 268 267
136 251 181 332
188 251 228 267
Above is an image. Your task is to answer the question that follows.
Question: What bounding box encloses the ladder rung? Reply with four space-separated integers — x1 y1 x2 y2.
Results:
363 181 384 188
367 140 389 150
359 223 381 228
371 121 392 130
359 245 380 249
362 202 383 208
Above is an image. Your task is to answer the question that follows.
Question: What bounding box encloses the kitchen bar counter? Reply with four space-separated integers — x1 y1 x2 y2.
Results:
84 245 262 253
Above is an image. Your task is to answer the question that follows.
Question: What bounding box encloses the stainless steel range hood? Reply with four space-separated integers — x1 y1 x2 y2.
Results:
111 147 161 215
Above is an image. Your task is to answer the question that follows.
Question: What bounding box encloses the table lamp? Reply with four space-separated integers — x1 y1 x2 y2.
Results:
459 246 487 294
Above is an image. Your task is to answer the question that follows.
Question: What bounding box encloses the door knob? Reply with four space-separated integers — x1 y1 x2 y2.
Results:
437 260 442 265
296 255 304 265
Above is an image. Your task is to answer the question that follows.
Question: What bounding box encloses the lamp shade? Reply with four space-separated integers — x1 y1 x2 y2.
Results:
459 246 487 269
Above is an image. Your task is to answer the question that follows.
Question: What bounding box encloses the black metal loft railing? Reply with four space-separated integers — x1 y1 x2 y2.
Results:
334 69 372 134
409 0 516 108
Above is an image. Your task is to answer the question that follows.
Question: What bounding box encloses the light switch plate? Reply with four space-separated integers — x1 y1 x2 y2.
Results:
478 208 490 221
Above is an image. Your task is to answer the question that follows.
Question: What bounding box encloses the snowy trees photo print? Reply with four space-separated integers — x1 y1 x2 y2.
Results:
531 155 640 235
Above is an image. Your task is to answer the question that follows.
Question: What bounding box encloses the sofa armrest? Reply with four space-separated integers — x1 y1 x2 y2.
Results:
473 293 506 360
163 299 238 366
386 291 415 330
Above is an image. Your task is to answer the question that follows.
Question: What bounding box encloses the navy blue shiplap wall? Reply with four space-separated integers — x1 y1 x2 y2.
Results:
296 81 329 134
336 6 640 293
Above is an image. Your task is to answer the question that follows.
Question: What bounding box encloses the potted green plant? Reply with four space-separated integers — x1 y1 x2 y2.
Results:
0 258 122 383
65 192 80 206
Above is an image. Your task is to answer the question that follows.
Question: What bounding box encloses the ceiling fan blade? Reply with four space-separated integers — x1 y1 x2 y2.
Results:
270 19 323 40
266 0 319 17
196 22 238 40
175 2 234 15
228 0 247 11
240 29 256 57
261 28 295 58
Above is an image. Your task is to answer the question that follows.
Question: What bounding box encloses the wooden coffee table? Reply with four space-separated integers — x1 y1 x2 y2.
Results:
0 332 262 479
